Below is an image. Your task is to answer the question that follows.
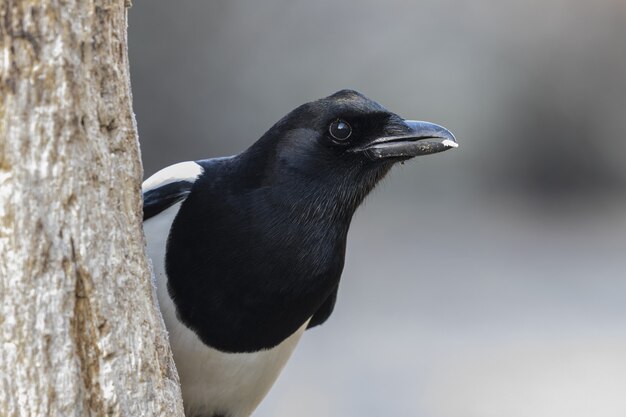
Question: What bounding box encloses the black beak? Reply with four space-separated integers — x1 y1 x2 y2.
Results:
355 120 458 160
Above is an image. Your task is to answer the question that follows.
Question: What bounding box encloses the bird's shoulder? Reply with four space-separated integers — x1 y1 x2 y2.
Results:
142 161 205 221
142 157 238 221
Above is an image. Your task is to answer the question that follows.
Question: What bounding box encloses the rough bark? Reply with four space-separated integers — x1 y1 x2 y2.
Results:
0 1 184 416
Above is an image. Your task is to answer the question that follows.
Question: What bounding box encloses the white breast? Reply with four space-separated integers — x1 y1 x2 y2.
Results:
144 201 307 417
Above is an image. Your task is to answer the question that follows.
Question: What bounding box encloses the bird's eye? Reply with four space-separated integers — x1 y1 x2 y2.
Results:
329 119 352 141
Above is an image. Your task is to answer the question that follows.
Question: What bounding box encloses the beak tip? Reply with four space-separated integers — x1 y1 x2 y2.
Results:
442 138 459 149
404 120 457 145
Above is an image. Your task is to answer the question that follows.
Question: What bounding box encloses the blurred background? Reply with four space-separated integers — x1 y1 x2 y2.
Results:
129 1 626 416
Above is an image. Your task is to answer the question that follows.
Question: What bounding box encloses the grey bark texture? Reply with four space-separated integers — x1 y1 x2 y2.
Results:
0 1 185 416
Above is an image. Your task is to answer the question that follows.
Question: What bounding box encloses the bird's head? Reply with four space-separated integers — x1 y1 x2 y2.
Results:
243 89 457 219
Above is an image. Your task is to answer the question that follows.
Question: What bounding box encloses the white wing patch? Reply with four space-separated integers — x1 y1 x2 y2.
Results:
142 161 204 193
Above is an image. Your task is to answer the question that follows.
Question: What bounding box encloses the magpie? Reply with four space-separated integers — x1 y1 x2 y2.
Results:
142 90 457 417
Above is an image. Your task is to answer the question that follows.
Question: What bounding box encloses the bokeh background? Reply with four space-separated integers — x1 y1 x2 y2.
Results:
129 1 626 416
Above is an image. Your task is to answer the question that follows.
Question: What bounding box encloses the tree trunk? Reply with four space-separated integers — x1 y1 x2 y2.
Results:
0 1 184 416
